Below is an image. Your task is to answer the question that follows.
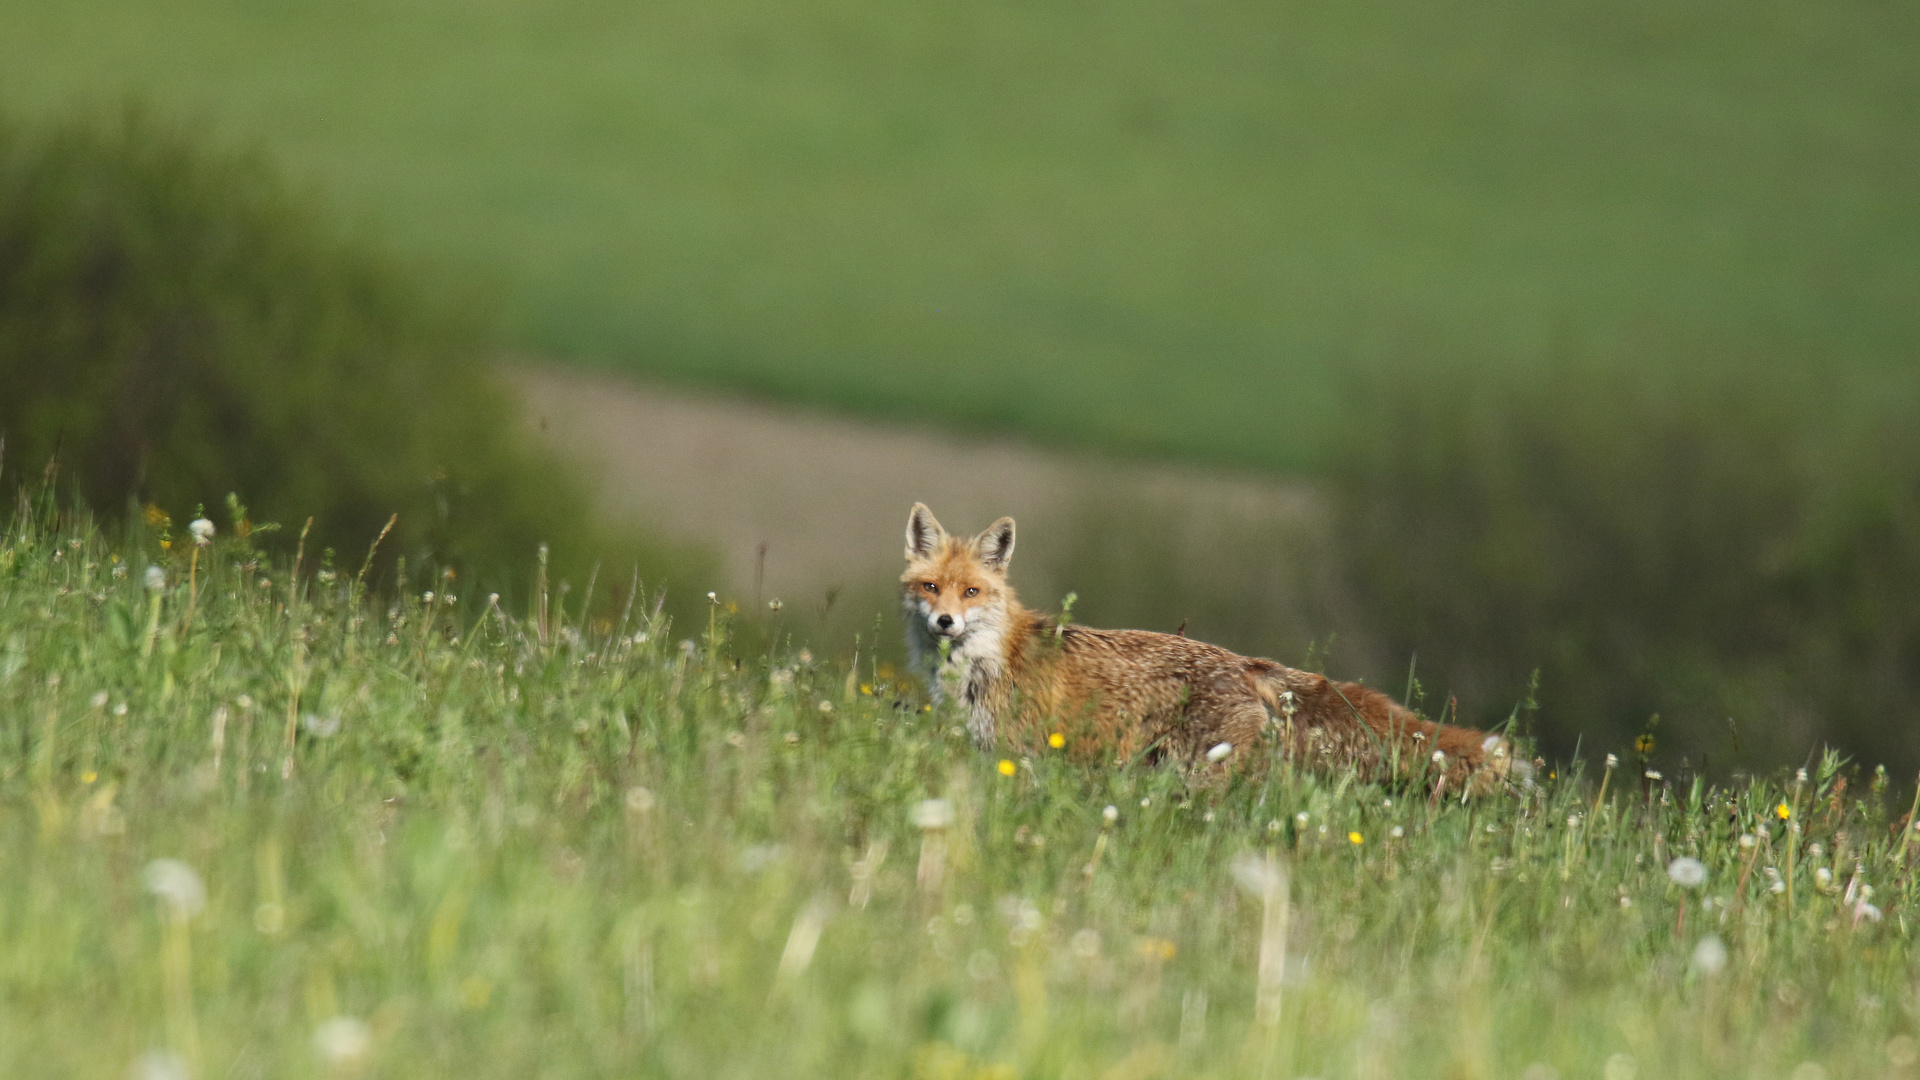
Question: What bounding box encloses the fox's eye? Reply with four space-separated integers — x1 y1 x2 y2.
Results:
964 587 979 597
922 582 939 594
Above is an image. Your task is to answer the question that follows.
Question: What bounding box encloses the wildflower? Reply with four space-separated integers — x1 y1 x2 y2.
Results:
1605 753 1619 769
1691 933 1728 975
1814 867 1833 887
132 1051 190 1080
768 598 784 611
144 565 166 590
1796 767 1808 784
1389 825 1404 839
706 591 719 604
859 684 874 696
1140 797 1151 808
1807 842 1825 859
1049 732 1066 749
911 798 954 830
997 759 1017 777
1269 819 1283 834
1348 831 1364 846
1667 857 1708 888
1382 798 1393 808
1634 733 1655 754
1432 750 1446 764
1205 741 1232 763
313 1016 372 1068
300 713 341 738
1644 769 1663 781
188 519 214 546
1295 812 1310 826
1203 812 1215 823
142 860 206 917
1855 901 1884 923
82 770 97 784
92 691 110 709
1738 834 1756 849
1567 815 1581 829
818 701 834 715
784 731 800 745
1776 802 1792 821
1102 805 1119 824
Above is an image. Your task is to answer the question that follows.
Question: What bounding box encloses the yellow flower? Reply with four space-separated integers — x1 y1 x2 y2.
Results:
1048 732 1065 749
997 759 1017 777
922 704 933 713
1776 802 1792 820
142 503 170 528
158 538 171 551
1634 734 1656 754
1349 831 1364 845
1136 937 1178 961
81 770 98 784
860 683 874 695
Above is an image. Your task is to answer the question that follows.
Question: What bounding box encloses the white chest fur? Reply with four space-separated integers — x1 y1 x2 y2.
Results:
903 600 1006 748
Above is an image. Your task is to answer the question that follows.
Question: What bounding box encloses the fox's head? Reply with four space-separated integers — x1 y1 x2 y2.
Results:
900 502 1016 643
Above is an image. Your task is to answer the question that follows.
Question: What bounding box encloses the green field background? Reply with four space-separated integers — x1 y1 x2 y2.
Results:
4 0 1913 470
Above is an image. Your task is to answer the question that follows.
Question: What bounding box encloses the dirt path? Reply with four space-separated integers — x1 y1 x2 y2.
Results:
508 365 1338 657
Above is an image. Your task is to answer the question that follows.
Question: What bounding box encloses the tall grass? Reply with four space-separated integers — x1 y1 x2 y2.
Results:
5 499 1920 1078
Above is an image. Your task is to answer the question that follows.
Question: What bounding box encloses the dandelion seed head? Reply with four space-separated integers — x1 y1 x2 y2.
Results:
142 859 206 916
1102 804 1119 824
1815 867 1833 887
912 798 954 830
1690 933 1728 975
1389 825 1404 839
144 565 165 590
1432 750 1446 764
1205 741 1233 763
313 1015 372 1067
188 518 214 546
1855 901 1883 923
1667 857 1708 888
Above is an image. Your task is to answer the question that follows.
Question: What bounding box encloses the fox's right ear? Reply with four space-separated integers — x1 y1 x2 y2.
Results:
905 503 946 560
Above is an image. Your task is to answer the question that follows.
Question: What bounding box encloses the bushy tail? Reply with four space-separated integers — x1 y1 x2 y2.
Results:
1251 663 1510 792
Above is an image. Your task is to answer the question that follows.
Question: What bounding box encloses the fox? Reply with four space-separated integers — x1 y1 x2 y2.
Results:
900 502 1508 789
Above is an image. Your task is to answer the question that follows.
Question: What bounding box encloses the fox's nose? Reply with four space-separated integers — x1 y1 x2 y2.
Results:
936 614 954 630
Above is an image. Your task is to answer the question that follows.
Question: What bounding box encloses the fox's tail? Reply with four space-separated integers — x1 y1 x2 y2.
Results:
1251 664 1511 791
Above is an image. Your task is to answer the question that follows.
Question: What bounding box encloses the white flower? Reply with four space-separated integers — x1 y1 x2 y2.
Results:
142 860 206 916
313 1015 371 1067
1206 742 1233 763
1814 867 1833 887
1738 834 1756 849
1230 853 1282 896
1690 933 1728 975
1389 825 1404 839
1431 750 1446 764
1605 753 1619 769
1796 768 1808 783
1102 805 1119 824
144 565 166 590
188 518 215 547
92 691 110 709
912 798 954 830
1855 901 1884 923
300 713 341 738
1667 857 1708 888
131 1050 191 1080
1644 769 1663 781
706 591 719 604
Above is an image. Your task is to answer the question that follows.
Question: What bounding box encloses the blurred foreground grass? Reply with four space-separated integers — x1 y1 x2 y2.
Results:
7 504 1920 1079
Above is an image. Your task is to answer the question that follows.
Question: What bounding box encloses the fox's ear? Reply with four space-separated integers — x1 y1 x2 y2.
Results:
974 517 1016 573
905 503 946 560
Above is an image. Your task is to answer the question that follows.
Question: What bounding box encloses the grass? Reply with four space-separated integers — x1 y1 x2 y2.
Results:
0 0 1914 469
7 501 1920 1078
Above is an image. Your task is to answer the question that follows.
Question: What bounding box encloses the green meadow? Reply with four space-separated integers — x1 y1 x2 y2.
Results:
2 0 1914 468
5 499 1920 1079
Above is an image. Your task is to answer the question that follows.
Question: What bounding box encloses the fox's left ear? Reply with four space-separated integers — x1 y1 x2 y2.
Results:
974 517 1016 573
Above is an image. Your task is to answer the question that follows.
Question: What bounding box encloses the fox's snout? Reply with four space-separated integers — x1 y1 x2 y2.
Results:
918 602 966 638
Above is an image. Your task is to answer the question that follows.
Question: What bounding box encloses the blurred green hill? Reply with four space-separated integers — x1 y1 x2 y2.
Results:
1 0 1913 469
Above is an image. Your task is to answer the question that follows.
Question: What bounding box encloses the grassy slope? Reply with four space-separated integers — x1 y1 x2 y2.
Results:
5 511 1920 1077
1 0 1914 469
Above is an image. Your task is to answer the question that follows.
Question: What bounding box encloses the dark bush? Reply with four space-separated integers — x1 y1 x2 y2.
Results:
0 105 709 601
1332 365 1920 774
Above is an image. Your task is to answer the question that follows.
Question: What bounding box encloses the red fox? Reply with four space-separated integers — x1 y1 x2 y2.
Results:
901 503 1508 788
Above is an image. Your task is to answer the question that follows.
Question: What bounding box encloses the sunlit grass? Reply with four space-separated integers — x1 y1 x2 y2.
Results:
4 502 1920 1078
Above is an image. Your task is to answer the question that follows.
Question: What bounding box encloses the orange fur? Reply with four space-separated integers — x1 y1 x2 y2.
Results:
901 503 1507 789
